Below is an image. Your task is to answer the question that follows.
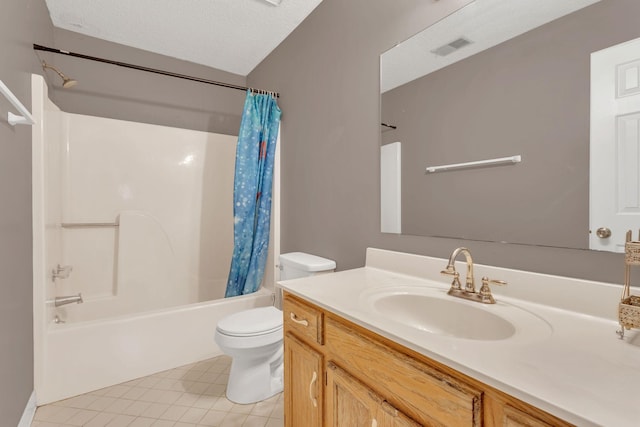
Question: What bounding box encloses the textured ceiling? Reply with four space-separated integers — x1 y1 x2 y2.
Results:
381 0 601 93
45 0 323 76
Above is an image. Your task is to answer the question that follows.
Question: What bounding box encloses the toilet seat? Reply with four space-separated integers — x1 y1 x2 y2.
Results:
216 306 283 337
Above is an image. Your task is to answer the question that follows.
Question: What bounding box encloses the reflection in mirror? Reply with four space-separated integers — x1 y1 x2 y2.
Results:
380 0 640 252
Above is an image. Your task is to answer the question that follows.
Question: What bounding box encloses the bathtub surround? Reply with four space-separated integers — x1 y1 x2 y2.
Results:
226 91 281 297
34 75 238 322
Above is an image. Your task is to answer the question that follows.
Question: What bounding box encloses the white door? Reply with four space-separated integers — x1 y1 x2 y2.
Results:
590 37 640 252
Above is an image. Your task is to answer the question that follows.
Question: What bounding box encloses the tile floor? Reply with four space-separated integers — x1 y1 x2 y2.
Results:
31 356 284 427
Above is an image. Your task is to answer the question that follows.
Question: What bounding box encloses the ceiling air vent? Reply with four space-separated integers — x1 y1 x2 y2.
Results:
431 37 473 57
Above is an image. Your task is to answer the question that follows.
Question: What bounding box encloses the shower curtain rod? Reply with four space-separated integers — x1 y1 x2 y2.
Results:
33 44 279 98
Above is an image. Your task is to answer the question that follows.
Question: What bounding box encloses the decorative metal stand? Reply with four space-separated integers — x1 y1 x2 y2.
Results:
617 230 640 338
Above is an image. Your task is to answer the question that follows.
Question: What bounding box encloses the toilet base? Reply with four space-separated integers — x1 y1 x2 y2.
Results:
225 344 284 404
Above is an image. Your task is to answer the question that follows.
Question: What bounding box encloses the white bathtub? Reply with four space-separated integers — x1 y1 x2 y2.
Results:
36 288 274 405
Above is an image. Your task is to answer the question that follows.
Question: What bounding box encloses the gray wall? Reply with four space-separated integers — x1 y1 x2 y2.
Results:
248 0 622 282
0 0 54 423
382 0 640 250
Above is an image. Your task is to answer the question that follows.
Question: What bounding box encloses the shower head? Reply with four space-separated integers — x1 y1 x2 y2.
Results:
41 61 77 88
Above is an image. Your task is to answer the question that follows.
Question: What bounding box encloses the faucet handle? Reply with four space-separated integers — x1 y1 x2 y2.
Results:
479 276 507 304
52 264 73 281
441 270 462 291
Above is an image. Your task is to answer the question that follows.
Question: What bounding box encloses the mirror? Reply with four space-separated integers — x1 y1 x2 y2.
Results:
380 0 640 251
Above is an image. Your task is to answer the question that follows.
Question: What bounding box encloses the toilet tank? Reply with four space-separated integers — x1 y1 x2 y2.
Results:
279 252 336 280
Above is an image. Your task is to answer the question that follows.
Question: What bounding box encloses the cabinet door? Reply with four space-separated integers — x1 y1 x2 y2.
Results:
326 362 421 427
284 333 323 427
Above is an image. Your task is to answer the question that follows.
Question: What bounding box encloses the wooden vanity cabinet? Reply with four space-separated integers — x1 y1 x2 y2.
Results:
282 292 573 427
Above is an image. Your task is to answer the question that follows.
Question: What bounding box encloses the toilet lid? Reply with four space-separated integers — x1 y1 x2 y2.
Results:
217 306 283 337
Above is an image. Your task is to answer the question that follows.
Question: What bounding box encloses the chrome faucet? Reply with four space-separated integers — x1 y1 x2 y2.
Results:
441 247 506 304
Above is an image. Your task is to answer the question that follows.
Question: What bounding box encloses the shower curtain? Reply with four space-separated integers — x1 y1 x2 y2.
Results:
225 91 281 297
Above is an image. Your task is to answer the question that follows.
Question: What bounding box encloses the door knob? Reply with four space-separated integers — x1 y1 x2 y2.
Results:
596 227 612 238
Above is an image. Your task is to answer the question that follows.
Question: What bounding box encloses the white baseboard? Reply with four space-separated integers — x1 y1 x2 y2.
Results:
17 391 37 427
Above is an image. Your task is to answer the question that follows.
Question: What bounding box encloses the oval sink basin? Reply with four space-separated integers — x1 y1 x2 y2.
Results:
362 286 551 341
373 293 515 340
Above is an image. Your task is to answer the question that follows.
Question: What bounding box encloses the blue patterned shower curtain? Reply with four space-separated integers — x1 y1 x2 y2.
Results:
225 91 281 297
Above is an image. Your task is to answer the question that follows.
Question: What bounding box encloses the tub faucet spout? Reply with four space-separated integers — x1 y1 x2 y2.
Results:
54 293 83 307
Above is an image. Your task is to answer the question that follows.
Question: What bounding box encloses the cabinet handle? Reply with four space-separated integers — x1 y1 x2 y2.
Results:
309 371 318 407
290 312 309 327
371 419 378 427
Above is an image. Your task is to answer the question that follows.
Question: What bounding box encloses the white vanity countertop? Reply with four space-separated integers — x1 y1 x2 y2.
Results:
278 248 640 427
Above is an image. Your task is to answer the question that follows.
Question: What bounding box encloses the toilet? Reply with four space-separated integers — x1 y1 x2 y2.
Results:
215 252 336 404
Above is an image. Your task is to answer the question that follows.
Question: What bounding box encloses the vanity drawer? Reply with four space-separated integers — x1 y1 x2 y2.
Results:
283 294 324 345
325 315 482 427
